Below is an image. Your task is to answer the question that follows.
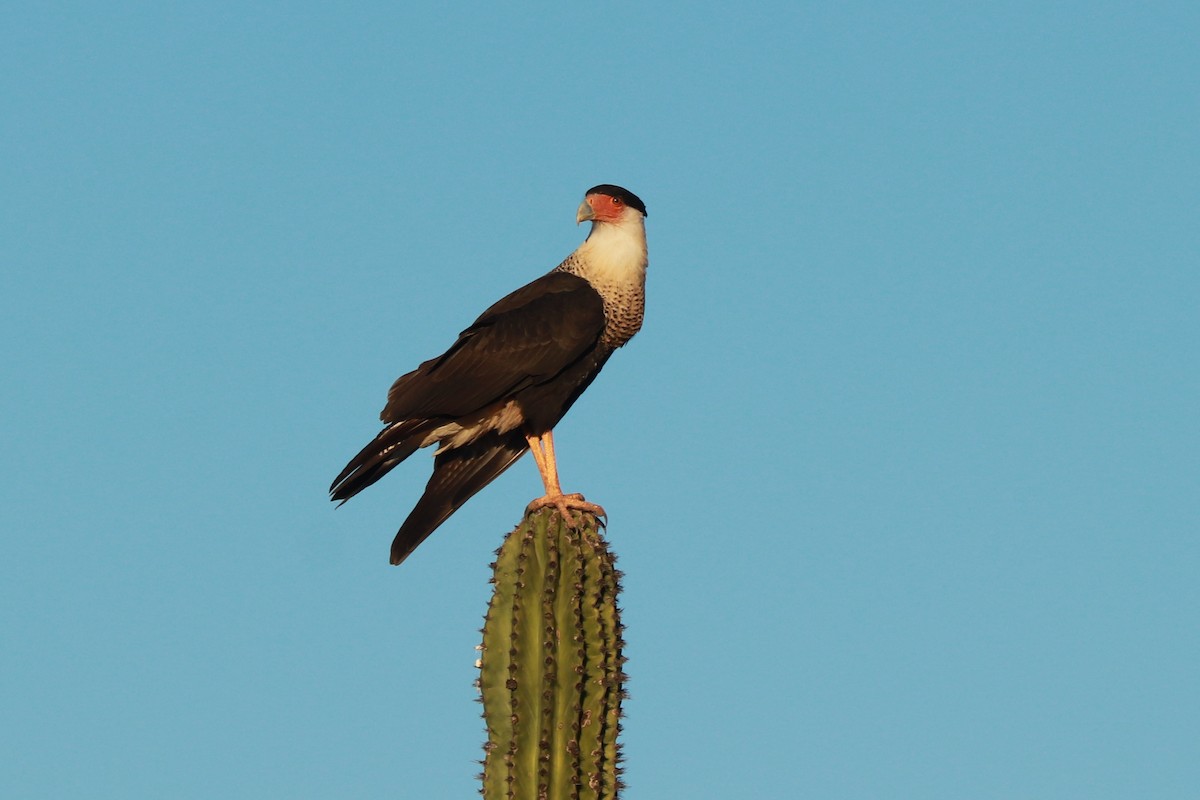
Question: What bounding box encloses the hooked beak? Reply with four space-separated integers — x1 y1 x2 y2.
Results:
576 198 595 225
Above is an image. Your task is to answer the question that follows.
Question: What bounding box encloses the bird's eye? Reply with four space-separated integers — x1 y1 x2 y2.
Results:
611 197 623 206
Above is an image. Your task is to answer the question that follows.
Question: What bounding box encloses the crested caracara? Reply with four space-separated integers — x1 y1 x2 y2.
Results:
330 184 648 565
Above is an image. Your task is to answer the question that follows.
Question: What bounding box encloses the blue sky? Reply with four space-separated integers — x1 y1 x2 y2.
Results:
3 3 1197 798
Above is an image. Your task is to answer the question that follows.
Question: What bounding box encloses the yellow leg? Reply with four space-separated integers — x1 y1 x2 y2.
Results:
526 433 554 492
540 429 563 494
525 430 567 495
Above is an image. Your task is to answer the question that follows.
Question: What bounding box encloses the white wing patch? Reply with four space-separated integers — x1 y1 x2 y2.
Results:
427 399 526 455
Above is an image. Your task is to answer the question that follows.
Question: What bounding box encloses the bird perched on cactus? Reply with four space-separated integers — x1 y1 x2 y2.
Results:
331 184 649 565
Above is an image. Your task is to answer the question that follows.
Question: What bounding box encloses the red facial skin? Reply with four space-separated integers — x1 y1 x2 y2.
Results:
585 192 627 223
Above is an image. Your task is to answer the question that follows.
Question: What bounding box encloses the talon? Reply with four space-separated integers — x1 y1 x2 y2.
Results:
526 493 606 527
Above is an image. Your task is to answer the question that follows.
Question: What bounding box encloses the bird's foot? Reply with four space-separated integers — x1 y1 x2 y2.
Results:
525 492 607 528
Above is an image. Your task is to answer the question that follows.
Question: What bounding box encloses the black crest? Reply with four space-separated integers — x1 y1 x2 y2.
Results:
585 184 647 217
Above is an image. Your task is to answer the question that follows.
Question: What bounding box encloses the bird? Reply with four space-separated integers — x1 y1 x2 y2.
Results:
330 184 649 565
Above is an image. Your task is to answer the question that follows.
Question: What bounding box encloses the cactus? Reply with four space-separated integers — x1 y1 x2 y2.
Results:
479 508 626 800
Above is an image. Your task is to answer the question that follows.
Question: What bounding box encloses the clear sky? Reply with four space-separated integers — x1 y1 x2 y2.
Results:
3 3 1197 798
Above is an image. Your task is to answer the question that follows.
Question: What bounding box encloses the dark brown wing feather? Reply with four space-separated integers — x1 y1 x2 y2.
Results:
389 432 528 565
329 420 429 504
382 271 606 422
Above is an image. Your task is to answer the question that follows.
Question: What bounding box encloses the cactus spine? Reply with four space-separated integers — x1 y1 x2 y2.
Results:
480 508 626 800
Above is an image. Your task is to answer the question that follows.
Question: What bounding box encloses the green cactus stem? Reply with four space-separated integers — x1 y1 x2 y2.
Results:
479 508 626 800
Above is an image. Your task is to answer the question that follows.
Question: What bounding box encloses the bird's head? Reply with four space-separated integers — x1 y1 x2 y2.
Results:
569 184 649 291
577 185 647 226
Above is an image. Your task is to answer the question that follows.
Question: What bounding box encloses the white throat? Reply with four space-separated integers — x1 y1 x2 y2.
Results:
571 211 648 289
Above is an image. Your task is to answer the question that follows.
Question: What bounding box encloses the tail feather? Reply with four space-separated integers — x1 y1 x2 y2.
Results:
330 422 428 504
390 433 528 565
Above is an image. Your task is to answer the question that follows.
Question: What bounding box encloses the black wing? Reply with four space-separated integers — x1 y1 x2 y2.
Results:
388 431 528 565
382 271 606 422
